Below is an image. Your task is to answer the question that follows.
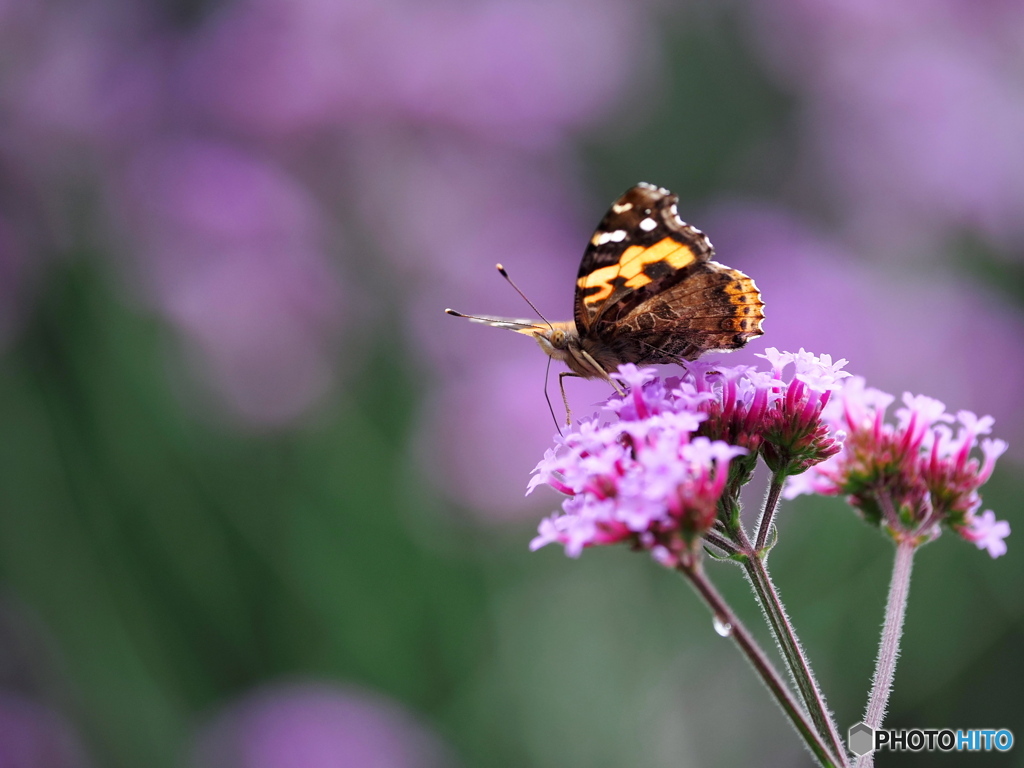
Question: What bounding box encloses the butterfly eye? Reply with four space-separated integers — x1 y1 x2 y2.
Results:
550 329 566 347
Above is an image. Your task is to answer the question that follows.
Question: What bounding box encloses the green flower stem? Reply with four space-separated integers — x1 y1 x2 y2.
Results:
730 476 849 767
741 543 849 767
854 538 917 768
754 471 786 552
703 529 741 557
677 558 840 768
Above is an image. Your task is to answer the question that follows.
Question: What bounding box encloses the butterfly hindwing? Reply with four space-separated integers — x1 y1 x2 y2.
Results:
595 260 765 365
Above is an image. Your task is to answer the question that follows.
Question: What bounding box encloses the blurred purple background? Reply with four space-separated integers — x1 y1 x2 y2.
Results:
1 0 1022 766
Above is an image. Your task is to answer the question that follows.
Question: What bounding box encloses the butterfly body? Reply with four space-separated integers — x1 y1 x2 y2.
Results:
449 182 765 384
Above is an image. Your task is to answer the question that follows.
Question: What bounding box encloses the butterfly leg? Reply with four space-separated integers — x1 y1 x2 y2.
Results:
575 348 625 396
558 372 584 426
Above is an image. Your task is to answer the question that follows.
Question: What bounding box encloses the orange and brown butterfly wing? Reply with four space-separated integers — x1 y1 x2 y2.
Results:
596 261 765 364
573 183 714 332
573 183 764 365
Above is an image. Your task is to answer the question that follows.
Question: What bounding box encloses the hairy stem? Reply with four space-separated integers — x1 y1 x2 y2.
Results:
703 529 741 557
730 487 848 768
743 549 848 766
677 558 840 767
755 472 786 552
855 539 916 768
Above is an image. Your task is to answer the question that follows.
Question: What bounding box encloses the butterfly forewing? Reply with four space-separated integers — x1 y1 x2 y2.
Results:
573 184 715 332
573 183 763 364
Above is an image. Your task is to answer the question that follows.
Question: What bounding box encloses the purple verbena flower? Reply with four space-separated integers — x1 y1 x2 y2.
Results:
755 348 849 474
685 361 767 454
529 365 744 565
785 376 1011 557
529 355 853 561
684 348 848 476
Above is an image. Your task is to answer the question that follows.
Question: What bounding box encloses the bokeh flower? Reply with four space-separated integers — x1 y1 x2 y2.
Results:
963 509 1012 559
0 691 90 767
745 0 1024 252
179 0 646 145
112 138 346 427
0 0 165 178
190 680 454 768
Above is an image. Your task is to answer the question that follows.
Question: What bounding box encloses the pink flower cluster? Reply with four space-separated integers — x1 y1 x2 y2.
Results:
529 350 850 562
529 365 744 563
530 351 1010 561
688 348 849 475
785 377 1010 557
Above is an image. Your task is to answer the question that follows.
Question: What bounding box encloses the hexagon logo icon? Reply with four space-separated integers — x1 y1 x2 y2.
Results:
848 722 874 756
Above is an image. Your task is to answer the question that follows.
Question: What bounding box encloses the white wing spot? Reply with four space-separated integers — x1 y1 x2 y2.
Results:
611 202 633 213
639 218 657 232
593 229 628 245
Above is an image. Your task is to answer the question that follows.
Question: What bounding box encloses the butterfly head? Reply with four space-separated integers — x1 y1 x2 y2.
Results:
531 321 577 361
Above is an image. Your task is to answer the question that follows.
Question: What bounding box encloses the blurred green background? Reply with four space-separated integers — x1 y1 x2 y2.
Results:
0 0 1021 765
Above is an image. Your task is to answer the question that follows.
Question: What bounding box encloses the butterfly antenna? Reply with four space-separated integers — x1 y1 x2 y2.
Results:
495 264 554 331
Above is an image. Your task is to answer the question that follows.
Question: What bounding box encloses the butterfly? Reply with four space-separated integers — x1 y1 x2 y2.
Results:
447 182 765 419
